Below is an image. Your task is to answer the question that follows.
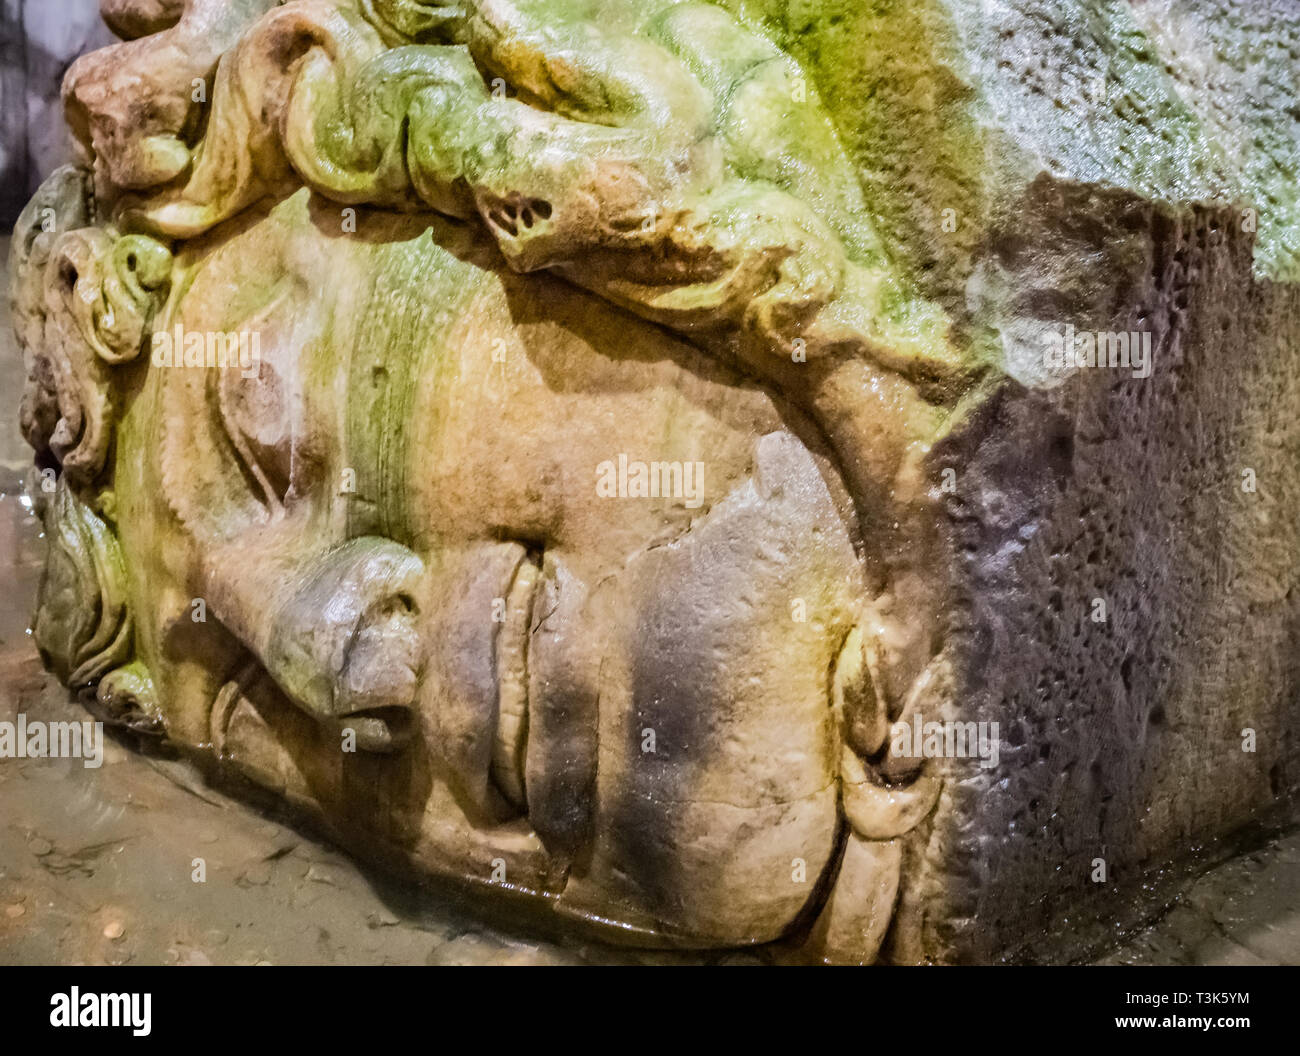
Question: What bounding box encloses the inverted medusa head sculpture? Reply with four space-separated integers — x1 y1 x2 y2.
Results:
11 0 976 962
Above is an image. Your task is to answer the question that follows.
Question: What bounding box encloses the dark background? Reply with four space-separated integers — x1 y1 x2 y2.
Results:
0 0 112 227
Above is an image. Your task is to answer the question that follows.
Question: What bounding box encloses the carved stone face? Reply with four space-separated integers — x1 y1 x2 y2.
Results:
104 190 866 943
17 0 954 961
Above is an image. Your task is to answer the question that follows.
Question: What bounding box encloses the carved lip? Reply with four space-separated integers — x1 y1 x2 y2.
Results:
489 549 540 814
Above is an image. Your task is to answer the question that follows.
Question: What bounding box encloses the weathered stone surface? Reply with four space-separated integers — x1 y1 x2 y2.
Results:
8 0 1300 964
730 0 1300 964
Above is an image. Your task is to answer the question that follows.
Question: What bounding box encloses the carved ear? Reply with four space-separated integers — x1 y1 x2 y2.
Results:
833 623 890 758
841 747 942 840
835 631 945 840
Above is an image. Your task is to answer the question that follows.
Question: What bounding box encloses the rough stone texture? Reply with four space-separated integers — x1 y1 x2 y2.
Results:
722 0 1300 963
7 0 1300 964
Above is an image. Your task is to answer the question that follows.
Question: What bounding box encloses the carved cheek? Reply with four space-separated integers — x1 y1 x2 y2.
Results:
557 432 862 943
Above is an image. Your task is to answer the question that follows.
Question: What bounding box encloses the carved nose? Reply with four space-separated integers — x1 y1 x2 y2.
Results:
417 541 545 821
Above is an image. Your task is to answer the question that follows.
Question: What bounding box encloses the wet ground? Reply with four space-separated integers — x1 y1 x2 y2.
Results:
1094 832 1300 965
2 234 1298 966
